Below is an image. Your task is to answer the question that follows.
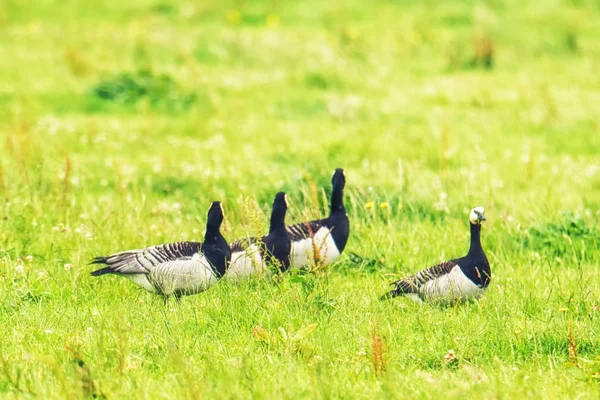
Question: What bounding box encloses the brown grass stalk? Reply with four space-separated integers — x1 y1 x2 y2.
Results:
370 320 386 377
568 318 578 366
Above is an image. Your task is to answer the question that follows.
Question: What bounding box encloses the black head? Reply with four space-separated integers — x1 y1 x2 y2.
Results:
202 201 231 277
273 192 288 212
206 201 224 232
265 192 291 271
332 168 346 190
330 168 346 215
270 192 288 233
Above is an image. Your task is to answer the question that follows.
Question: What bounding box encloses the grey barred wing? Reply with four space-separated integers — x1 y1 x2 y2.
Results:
91 241 202 275
286 220 324 242
393 260 457 294
230 237 259 253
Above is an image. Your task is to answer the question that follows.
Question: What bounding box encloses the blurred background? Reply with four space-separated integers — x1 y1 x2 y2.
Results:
1 0 599 254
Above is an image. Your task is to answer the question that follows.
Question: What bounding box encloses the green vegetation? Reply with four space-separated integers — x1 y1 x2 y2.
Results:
1 0 600 398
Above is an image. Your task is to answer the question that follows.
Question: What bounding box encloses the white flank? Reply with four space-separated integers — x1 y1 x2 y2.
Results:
405 293 423 303
421 265 483 302
224 244 268 281
289 226 340 269
126 274 156 293
149 252 218 295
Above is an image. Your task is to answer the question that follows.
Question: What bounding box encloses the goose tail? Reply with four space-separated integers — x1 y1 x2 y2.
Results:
90 256 108 265
380 287 400 301
90 256 112 276
90 266 113 276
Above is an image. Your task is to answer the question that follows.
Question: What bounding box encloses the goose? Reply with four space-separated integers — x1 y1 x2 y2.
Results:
286 168 349 270
225 192 291 280
381 206 490 303
90 201 231 299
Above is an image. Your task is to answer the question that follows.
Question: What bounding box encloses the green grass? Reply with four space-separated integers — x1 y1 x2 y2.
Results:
1 0 600 398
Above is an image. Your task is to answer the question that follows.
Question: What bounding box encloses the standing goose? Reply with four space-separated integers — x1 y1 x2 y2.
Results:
90 201 231 299
286 168 349 270
226 192 291 280
382 207 490 303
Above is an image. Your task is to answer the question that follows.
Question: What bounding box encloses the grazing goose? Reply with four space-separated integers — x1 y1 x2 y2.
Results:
286 168 349 270
225 192 291 280
381 206 490 303
90 201 231 299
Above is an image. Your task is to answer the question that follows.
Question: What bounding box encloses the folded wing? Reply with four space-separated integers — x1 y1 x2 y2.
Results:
91 241 202 276
382 260 457 300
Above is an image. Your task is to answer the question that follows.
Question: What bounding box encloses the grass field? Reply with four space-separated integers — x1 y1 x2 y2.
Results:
1 0 600 398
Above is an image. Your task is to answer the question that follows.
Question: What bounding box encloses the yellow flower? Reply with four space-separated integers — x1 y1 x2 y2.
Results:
365 201 374 209
558 307 569 312
227 10 241 24
379 202 389 209
266 14 280 28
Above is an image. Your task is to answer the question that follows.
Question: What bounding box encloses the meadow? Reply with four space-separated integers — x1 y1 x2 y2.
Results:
1 0 600 398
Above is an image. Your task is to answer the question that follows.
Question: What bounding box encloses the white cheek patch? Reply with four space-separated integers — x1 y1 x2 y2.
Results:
289 227 341 269
470 207 485 224
225 244 268 281
469 211 478 224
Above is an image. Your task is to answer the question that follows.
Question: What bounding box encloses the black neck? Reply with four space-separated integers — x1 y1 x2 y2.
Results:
330 184 345 215
204 229 220 246
206 220 220 232
203 229 230 277
468 223 482 256
269 209 286 234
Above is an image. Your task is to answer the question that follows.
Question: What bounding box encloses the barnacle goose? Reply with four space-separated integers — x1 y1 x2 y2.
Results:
286 168 349 269
90 201 231 299
225 192 291 280
382 206 490 303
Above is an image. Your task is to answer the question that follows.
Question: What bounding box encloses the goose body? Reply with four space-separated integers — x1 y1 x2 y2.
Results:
226 240 266 280
225 192 291 280
382 207 490 303
286 168 349 270
91 202 231 298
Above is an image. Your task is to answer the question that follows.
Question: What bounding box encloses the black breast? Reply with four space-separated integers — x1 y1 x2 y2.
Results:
325 212 350 253
263 234 291 272
455 252 491 288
